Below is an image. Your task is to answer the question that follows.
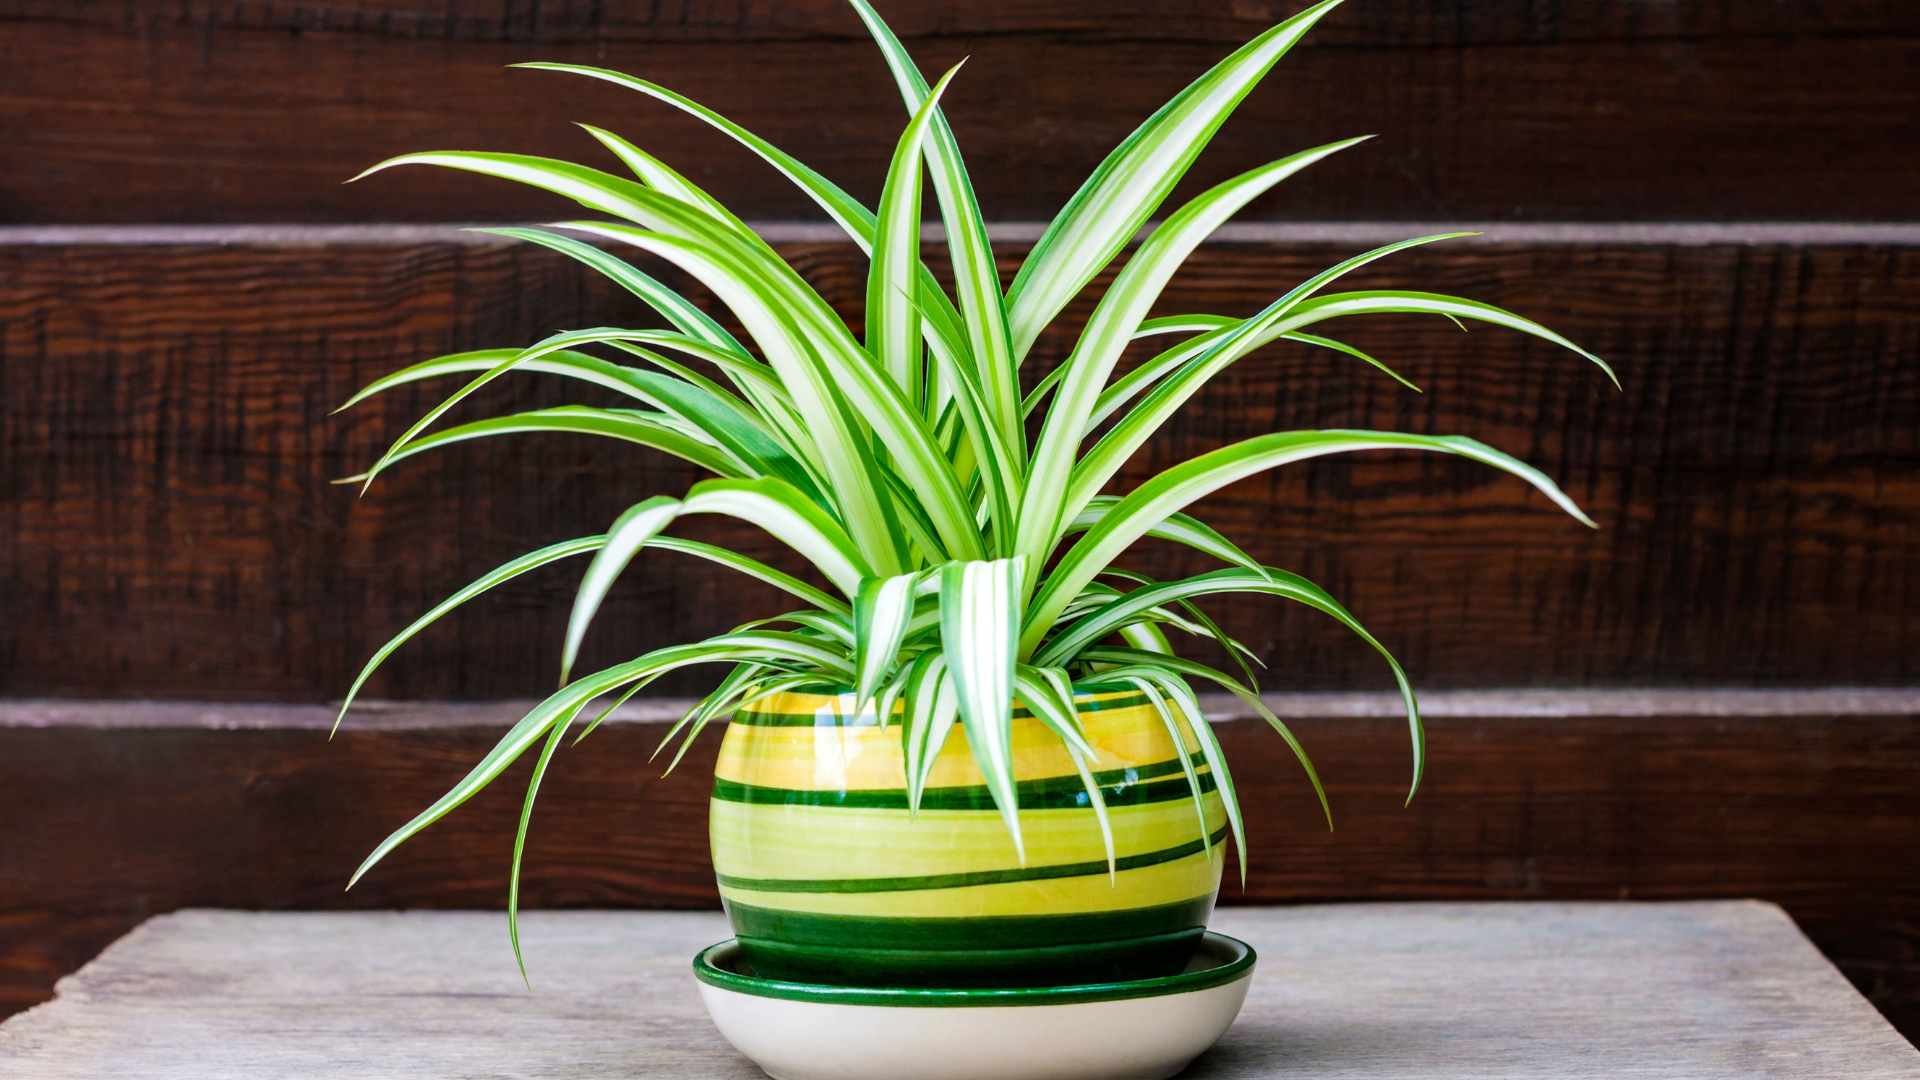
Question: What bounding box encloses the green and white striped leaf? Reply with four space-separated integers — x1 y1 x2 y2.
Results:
335 347 670 413
1013 666 1115 878
646 536 849 617
596 334 826 493
848 0 1022 461
361 152 918 565
1027 430 1596 657
333 406 749 483
869 64 962 405
557 221 980 567
562 496 683 684
1003 0 1348 359
577 124 756 239
871 662 912 731
1119 619 1176 655
1117 674 1213 863
352 636 798 888
855 572 922 708
760 609 857 648
513 63 877 248
940 557 1027 860
352 151 659 223
508 701 582 982
677 478 875 597
472 227 745 355
1037 566 1360 667
1081 645 1338 826
1279 290 1620 387
569 675 660 747
1063 233 1477 525
1016 140 1365 592
351 325 801 496
900 650 956 815
1139 670 1248 885
1285 331 1421 391
513 63 977 376
1063 497 1269 583
335 536 605 732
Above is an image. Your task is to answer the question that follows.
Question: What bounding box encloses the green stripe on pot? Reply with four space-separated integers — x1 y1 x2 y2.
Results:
724 895 1214 950
717 824 1230 895
711 756 1216 811
693 931 1256 1006
737 928 1210 989
729 688 1156 726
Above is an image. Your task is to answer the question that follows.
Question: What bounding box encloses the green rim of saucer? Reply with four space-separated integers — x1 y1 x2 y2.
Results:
692 929 1255 1008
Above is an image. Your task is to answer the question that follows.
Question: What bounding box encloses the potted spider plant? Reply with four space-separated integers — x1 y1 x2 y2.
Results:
334 0 1610 1073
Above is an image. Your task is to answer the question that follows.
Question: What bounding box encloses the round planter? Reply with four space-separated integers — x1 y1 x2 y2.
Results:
693 931 1256 1080
709 683 1227 988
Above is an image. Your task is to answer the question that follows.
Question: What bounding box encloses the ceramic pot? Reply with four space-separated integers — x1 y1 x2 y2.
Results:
709 683 1227 988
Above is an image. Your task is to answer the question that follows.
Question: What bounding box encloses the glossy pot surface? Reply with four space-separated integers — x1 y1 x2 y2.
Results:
710 685 1226 988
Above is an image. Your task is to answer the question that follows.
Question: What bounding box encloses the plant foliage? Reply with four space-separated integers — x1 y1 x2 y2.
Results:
333 0 1615 972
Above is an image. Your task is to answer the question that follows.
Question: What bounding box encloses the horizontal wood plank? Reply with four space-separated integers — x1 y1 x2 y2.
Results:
0 2 1914 222
2 696 1915 1041
7 905 1916 1077
10 222 1920 246
2 236 1917 698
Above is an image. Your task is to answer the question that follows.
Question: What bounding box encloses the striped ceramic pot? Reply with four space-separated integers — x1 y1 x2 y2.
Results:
710 683 1227 989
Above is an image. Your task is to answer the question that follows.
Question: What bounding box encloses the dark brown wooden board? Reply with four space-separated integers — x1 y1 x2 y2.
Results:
2 706 1915 1039
3 236 1917 699
1 2 1915 223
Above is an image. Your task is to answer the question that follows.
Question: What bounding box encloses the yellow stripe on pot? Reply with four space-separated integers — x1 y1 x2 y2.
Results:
711 798 1223 881
715 693 1202 794
710 685 1228 987
719 835 1226 919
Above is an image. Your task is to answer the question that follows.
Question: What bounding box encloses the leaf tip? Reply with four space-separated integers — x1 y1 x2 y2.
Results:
511 933 533 991
1562 497 1600 530
344 159 401 185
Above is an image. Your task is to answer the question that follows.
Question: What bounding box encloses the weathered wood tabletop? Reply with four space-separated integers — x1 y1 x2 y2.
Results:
3 902 1914 1079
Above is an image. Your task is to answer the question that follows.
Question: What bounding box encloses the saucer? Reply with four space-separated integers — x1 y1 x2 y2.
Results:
693 930 1255 1080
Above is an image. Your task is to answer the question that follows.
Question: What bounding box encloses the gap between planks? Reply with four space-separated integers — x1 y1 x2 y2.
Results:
2 689 1916 731
4 222 1920 247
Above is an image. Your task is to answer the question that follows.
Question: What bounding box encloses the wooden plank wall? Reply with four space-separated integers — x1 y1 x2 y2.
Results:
3 697 1917 1033
1 2 1916 223
4 233 1917 698
2 0 1917 1048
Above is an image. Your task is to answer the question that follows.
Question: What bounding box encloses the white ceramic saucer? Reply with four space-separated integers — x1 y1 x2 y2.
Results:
693 930 1255 1080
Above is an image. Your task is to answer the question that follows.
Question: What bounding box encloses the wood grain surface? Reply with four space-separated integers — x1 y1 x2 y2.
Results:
0 2 1915 223
3 236 1916 699
5 905 1917 1077
2 698 1916 1039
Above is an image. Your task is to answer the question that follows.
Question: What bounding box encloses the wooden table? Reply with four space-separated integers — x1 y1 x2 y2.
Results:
3 903 1914 1078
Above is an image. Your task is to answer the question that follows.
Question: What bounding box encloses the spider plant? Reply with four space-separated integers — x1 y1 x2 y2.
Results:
334 0 1614 964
